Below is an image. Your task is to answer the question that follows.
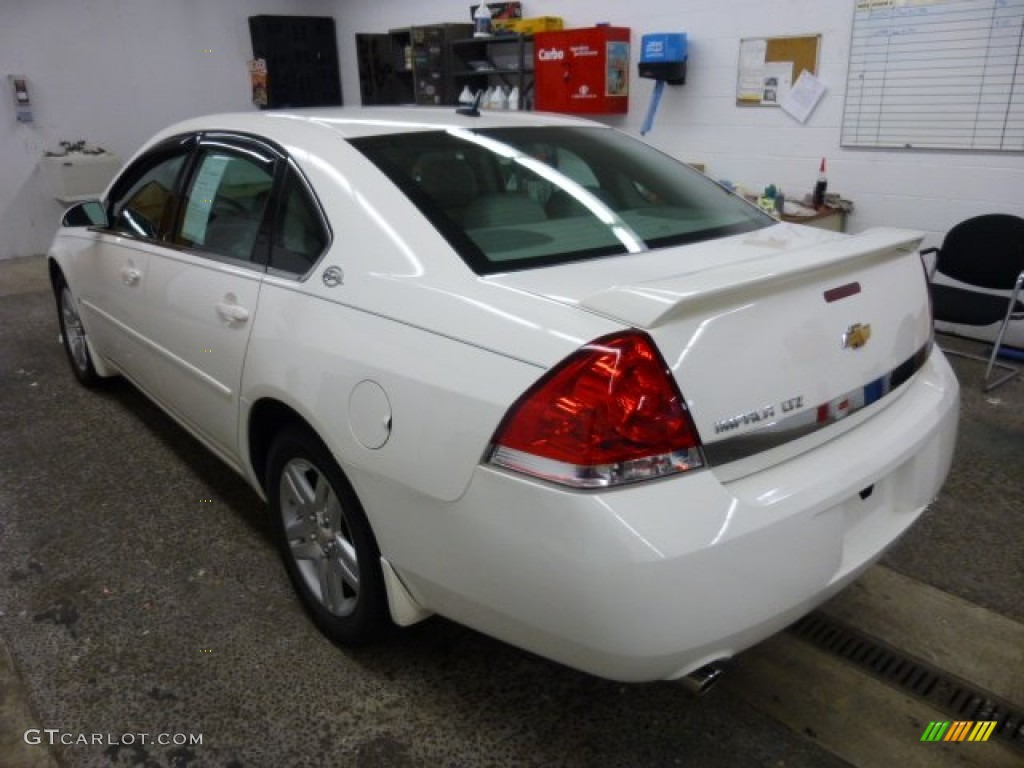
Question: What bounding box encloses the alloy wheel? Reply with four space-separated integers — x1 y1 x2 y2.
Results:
61 285 90 373
279 458 360 617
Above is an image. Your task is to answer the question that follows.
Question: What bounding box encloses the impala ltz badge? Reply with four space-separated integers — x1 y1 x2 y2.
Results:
843 323 872 350
713 395 804 435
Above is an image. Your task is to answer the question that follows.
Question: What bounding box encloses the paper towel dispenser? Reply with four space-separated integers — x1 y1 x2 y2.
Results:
638 33 687 85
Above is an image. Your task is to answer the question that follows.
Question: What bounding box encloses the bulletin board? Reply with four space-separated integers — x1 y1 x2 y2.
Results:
736 34 821 106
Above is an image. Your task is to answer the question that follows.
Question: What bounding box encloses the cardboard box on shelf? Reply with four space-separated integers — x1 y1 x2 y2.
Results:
494 16 564 34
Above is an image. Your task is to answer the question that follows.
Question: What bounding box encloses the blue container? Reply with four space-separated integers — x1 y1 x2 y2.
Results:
641 33 687 64
639 33 687 84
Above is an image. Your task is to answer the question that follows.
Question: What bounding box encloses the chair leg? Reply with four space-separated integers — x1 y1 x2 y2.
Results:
938 346 1017 392
985 276 1023 375
981 358 1018 393
981 274 1024 391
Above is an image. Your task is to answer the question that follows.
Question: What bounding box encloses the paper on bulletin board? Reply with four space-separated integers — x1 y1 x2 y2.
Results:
737 39 768 103
761 62 793 104
781 70 826 123
738 57 792 105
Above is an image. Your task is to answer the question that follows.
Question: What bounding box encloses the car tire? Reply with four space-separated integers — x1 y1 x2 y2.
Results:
56 279 100 387
266 427 390 646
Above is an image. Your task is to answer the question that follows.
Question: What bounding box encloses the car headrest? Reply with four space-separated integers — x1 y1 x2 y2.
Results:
464 194 548 229
416 153 479 210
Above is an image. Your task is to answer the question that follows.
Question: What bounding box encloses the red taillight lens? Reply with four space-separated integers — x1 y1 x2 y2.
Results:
488 331 704 488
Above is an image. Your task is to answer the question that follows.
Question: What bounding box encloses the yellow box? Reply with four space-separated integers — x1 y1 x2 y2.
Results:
494 16 564 34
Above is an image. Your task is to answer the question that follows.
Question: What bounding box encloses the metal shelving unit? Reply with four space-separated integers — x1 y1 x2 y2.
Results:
449 34 534 109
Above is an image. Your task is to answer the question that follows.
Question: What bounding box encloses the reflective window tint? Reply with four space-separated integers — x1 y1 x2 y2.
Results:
111 153 186 240
269 168 328 275
176 150 274 261
352 127 772 275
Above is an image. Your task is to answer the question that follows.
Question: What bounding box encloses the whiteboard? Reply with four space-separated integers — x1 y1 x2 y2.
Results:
842 0 1024 151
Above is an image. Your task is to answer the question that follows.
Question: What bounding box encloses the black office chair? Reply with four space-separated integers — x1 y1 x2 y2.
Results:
922 213 1024 391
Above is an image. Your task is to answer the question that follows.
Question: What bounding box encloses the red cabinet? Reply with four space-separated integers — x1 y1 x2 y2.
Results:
534 27 631 114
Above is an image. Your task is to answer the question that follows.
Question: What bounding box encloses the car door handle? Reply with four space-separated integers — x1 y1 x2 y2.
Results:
215 301 250 324
120 267 142 286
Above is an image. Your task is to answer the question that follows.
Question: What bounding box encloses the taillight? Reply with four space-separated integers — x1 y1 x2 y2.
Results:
487 331 704 488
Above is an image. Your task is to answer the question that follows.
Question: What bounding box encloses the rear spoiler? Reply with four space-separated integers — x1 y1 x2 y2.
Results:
580 228 925 328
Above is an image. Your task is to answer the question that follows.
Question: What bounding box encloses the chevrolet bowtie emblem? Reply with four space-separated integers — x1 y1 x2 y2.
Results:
843 323 872 350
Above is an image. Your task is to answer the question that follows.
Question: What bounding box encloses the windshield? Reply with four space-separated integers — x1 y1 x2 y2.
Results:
351 126 772 274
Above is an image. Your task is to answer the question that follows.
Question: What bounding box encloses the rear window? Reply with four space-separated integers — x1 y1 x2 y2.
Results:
351 126 772 274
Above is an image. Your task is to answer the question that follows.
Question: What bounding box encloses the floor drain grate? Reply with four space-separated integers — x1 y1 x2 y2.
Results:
788 611 1024 752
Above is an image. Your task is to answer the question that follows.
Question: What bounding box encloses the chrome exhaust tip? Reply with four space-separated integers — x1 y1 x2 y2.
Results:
679 662 727 695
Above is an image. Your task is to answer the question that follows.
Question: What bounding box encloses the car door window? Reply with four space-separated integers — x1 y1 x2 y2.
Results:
111 152 188 240
175 149 274 262
269 167 329 275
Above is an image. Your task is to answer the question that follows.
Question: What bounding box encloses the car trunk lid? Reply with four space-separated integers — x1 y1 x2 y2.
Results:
485 225 932 477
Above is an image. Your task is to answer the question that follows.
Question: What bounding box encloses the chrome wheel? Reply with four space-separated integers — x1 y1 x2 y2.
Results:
279 458 360 617
60 285 89 373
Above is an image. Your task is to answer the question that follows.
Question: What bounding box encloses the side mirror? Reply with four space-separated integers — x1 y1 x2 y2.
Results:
62 200 108 228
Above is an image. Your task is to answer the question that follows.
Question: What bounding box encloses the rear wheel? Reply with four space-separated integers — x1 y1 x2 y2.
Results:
266 427 390 645
57 280 100 387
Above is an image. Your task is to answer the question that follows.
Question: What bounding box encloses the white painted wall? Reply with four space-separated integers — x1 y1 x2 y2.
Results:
2 0 1021 259
0 0 338 260
337 0 1024 247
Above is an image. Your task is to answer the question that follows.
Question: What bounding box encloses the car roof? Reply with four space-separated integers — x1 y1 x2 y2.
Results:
154 107 604 145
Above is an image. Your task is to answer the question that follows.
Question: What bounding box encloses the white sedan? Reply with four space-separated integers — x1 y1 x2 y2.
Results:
47 107 958 685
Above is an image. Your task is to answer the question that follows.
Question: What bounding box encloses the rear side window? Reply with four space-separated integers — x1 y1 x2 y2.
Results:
110 152 187 240
175 149 274 262
352 127 772 274
269 167 329 275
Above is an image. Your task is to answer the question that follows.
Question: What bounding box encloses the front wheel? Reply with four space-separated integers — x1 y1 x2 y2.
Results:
57 280 100 387
266 427 390 646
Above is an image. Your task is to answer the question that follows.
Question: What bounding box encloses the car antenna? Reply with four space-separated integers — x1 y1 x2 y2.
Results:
456 89 483 117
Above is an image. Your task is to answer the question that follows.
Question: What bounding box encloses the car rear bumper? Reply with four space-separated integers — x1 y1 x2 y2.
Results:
394 349 959 682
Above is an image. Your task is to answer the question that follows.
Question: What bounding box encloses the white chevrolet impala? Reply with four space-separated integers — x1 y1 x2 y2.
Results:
47 108 958 685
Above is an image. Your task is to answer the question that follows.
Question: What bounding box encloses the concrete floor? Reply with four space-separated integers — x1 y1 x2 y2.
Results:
1 255 1021 768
